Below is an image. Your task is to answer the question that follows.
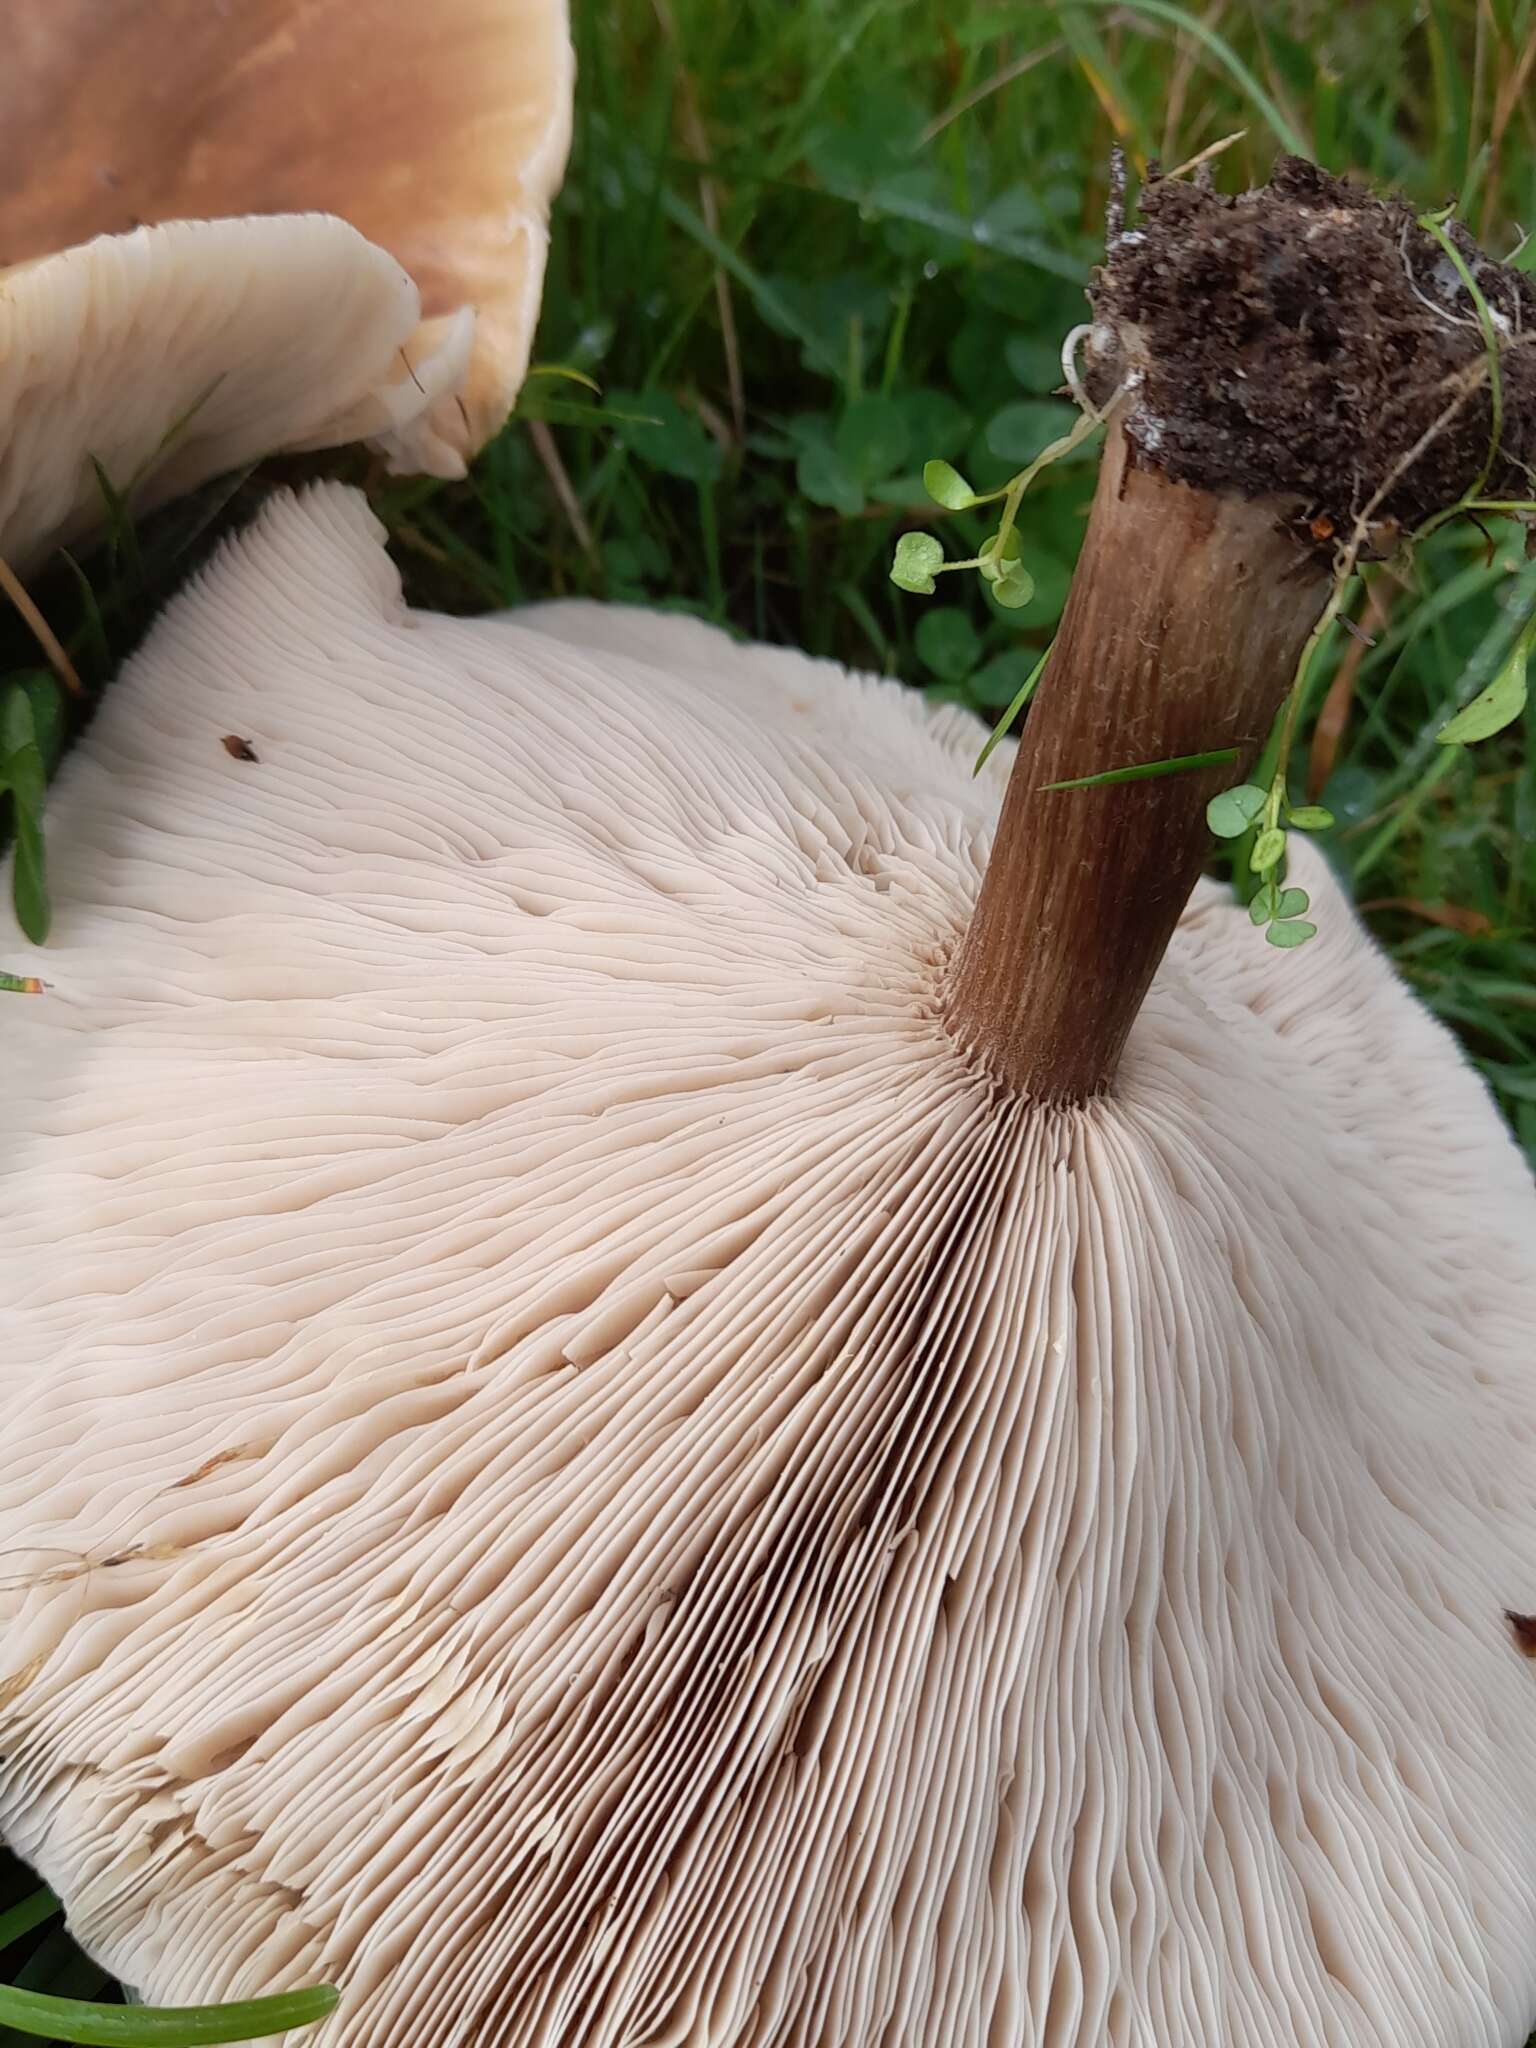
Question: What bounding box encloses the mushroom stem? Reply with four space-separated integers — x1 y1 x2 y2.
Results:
946 422 1331 1102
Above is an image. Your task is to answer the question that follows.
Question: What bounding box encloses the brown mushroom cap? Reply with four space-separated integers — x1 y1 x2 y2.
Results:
0 0 574 470
2 489 1535 2045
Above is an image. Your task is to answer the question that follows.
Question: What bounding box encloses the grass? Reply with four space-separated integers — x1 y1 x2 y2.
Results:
3 0 1536 2036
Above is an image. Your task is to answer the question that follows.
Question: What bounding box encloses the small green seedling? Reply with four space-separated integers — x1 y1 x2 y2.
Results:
890 405 1102 614
1207 779 1333 946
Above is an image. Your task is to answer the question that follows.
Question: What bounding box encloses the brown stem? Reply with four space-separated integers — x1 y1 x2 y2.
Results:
946 423 1332 1102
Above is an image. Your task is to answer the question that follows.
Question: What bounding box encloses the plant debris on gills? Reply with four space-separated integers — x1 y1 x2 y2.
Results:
1086 156 1536 541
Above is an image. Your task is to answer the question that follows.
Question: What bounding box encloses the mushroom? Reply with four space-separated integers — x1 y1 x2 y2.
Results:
0 0 574 480
0 215 474 570
3 166 1536 2046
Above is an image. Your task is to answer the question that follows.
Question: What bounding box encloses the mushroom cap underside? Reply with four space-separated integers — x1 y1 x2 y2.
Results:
0 0 573 479
2 487 1535 2047
0 215 476 570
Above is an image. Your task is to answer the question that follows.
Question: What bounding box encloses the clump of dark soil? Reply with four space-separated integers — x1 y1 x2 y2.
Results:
1086 156 1536 540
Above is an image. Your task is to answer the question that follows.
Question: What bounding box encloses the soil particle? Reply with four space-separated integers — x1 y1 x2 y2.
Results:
1085 156 1536 540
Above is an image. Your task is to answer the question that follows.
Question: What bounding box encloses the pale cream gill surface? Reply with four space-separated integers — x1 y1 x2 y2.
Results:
1 485 1534 2046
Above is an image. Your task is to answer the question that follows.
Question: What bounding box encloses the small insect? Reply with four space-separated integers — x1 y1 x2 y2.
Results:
1506 1610 1536 1658
221 734 259 762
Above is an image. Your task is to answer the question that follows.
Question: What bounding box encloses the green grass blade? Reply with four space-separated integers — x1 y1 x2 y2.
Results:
766 0 921 172
656 188 845 378
0 1892 58 1952
56 555 110 678
1042 747 1239 790
812 174 1088 281
975 641 1053 774
1066 0 1310 155
0 1984 339 2046
1378 555 1536 800
1056 6 1156 163
1351 746 1461 882
1414 209 1503 515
